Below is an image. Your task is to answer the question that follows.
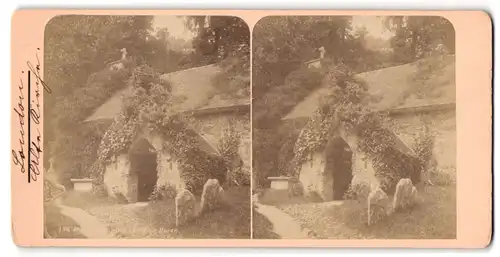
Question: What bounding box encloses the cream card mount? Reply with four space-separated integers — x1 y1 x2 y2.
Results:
10 10 492 248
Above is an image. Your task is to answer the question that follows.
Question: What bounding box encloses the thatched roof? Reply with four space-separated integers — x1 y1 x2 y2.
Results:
85 64 250 122
283 55 456 120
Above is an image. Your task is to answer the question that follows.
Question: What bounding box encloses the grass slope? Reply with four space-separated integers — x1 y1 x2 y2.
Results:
62 186 251 239
277 185 456 239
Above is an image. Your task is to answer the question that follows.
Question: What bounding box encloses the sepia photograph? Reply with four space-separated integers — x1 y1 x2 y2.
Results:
8 8 493 248
252 16 456 239
43 15 251 239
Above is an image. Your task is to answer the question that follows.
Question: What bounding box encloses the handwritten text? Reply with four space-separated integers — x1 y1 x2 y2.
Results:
11 48 52 183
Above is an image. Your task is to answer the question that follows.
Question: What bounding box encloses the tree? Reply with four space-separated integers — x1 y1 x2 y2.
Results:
252 16 353 99
142 27 184 73
343 26 395 73
383 16 455 63
185 16 251 99
251 17 354 187
252 16 357 128
45 15 155 129
44 15 157 185
186 16 250 64
251 16 398 188
45 15 244 186
45 16 154 93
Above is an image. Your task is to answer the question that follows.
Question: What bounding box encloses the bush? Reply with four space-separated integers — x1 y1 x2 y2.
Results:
92 184 108 198
176 152 226 195
149 184 177 202
413 125 435 165
426 168 456 186
412 125 438 185
290 181 304 197
344 180 371 201
226 166 250 187
370 147 423 195
218 125 249 187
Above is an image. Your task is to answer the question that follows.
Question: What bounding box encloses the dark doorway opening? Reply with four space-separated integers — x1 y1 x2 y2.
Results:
326 137 353 200
130 138 158 202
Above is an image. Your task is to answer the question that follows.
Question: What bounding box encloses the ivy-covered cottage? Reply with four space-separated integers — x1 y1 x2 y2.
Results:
84 64 250 203
282 54 455 201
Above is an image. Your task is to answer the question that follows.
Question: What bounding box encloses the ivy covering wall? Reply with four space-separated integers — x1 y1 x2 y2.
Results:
293 63 423 195
91 65 227 195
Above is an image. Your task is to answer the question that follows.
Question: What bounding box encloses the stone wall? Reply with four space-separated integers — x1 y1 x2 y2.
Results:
156 150 185 190
298 151 328 200
387 109 456 174
102 111 251 202
292 108 455 201
103 131 185 203
191 111 251 173
297 126 381 201
141 131 186 190
103 153 137 202
299 149 367 201
350 150 379 191
337 127 380 191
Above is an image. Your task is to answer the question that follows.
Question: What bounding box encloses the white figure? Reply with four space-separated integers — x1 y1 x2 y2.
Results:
120 48 128 61
109 48 128 71
318 46 326 59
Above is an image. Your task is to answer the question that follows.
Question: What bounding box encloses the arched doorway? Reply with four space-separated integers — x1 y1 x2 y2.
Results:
129 138 158 202
325 137 353 200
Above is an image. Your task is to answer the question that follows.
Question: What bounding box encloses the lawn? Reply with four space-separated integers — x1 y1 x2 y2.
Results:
276 185 456 239
61 186 251 239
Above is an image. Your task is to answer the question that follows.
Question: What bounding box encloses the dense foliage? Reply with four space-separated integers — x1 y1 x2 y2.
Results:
412 124 436 176
210 46 251 99
185 16 251 100
50 67 132 186
45 15 247 187
253 65 326 128
292 64 422 195
45 16 162 186
251 17 396 126
92 65 227 195
252 16 448 189
251 17 398 187
217 125 250 187
252 17 352 126
142 27 194 74
384 16 455 63
186 16 250 64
